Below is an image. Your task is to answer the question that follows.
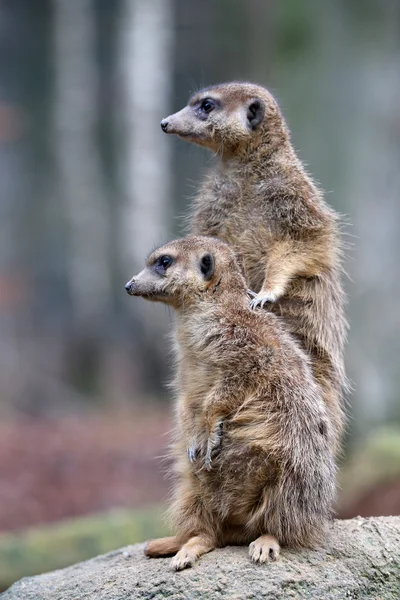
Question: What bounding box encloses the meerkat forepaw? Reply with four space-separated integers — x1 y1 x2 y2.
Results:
187 442 200 464
249 535 280 564
249 288 282 309
187 420 223 469
204 419 223 470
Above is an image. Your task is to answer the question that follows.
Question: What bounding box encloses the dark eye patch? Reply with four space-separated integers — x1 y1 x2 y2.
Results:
159 255 172 269
195 97 221 120
200 98 215 114
153 254 173 275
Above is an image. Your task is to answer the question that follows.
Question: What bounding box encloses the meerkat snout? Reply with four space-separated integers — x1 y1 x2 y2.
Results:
125 278 136 295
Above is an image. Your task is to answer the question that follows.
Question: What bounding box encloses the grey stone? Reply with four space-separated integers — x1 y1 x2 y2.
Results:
2 517 400 600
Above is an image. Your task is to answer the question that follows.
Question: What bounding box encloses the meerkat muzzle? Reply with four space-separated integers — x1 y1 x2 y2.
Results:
125 280 135 295
160 119 169 132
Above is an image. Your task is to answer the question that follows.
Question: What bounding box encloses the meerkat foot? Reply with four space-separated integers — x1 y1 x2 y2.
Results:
249 535 280 563
145 536 183 558
249 289 282 309
205 419 223 470
170 535 215 571
170 546 196 571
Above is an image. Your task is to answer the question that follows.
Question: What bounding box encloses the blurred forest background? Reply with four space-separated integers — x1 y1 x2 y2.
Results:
1 0 400 589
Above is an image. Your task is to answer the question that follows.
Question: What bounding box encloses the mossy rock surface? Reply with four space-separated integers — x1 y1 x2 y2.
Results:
3 517 400 599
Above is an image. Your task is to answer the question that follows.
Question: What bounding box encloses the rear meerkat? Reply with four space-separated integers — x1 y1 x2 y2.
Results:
161 82 348 450
125 236 336 570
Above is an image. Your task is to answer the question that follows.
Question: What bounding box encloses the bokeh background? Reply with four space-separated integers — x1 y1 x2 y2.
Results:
1 0 400 589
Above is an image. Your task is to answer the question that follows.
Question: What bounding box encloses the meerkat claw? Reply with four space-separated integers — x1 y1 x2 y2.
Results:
249 298 257 310
249 535 280 564
260 296 273 308
170 548 194 571
249 291 279 310
249 297 263 310
205 420 223 470
187 443 200 463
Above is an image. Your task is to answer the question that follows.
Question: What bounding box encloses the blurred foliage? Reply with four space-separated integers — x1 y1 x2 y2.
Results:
275 0 316 58
339 426 400 507
0 507 168 591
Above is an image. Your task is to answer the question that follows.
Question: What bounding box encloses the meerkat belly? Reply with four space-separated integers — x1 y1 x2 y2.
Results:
198 432 278 525
234 228 273 292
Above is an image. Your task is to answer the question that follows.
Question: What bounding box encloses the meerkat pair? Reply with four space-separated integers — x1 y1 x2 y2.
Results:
126 82 348 569
160 82 348 450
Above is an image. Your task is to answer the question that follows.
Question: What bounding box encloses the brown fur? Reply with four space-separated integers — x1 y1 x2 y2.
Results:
161 82 349 452
126 236 336 570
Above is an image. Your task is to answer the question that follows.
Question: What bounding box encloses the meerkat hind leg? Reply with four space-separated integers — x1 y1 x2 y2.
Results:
170 534 215 571
145 536 183 558
249 535 280 563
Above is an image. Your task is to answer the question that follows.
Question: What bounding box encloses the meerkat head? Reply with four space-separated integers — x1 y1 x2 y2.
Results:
160 82 287 155
125 236 246 310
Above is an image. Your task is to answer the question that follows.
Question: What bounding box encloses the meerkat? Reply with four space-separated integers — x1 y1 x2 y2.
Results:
160 82 348 452
125 236 336 570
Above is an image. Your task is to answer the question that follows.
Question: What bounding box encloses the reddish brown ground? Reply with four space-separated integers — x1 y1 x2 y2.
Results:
0 411 172 533
0 412 398 533
338 479 400 520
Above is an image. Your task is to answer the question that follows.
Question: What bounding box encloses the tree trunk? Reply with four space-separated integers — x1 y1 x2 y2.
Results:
52 0 111 324
116 0 174 362
117 0 173 271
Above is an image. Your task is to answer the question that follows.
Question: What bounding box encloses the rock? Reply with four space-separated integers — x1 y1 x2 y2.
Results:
3 517 400 600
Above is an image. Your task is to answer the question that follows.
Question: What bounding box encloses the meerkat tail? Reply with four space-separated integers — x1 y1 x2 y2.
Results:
144 536 183 557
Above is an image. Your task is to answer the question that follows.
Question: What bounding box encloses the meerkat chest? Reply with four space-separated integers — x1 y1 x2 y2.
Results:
176 352 220 414
195 173 261 241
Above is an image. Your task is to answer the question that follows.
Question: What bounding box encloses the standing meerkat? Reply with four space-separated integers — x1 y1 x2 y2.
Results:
161 82 348 451
125 236 336 570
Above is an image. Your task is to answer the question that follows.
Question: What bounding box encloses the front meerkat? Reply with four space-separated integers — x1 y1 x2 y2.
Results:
125 236 335 571
161 82 349 451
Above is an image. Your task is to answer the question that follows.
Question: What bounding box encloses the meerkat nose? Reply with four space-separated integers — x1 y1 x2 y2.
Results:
160 119 169 132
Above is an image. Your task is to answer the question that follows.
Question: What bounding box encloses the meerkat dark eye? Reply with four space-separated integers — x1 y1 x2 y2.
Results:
199 253 214 281
200 98 215 114
159 255 172 270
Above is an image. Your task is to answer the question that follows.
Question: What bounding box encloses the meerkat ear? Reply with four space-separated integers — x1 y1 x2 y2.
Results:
199 253 214 281
247 99 265 130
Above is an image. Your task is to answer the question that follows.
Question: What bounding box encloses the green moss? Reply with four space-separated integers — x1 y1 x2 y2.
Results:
0 506 169 590
340 426 400 504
